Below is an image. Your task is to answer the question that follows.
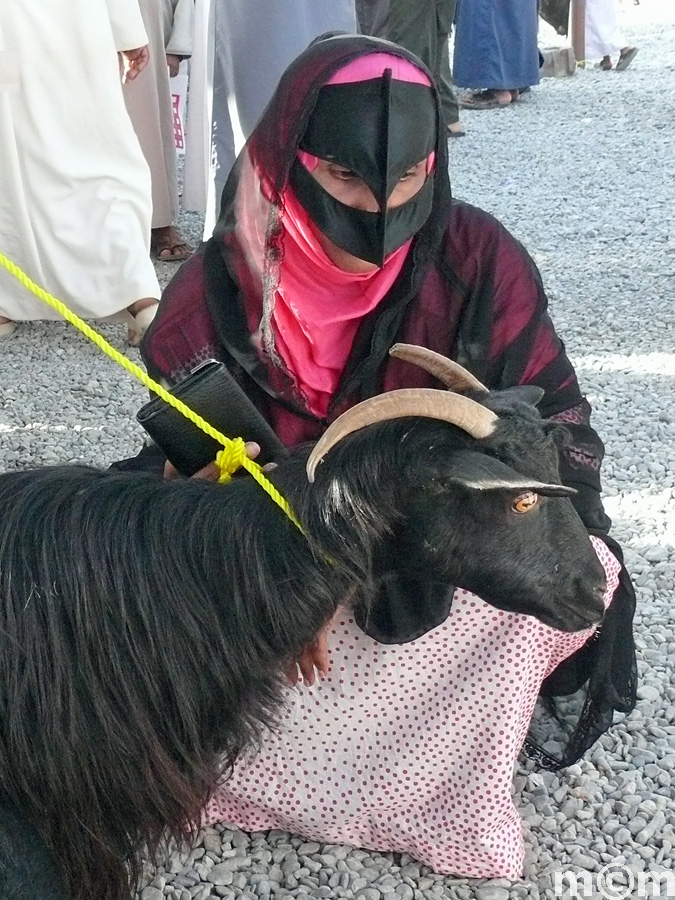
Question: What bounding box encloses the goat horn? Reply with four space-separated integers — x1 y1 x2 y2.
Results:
306 388 498 482
389 344 489 394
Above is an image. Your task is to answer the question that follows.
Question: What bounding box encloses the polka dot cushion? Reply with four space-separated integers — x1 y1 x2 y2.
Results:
204 537 620 879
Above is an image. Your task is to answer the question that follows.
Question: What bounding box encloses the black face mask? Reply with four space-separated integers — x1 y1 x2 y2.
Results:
289 72 437 267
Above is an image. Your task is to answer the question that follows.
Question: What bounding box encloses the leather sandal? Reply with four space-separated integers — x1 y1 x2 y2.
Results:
151 227 192 261
460 89 517 110
616 47 638 71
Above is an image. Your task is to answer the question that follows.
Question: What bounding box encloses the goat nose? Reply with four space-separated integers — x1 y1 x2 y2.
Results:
580 564 606 601
586 584 607 621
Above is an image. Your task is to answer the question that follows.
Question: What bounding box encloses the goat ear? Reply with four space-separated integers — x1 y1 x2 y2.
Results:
353 575 454 644
490 385 545 408
444 451 576 497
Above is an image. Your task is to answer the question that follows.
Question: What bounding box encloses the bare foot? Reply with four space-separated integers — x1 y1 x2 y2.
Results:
0 316 16 337
127 298 158 317
447 121 466 137
151 226 192 261
126 298 158 345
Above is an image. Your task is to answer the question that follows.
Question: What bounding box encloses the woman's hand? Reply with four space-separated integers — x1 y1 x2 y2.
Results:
285 630 330 687
163 442 264 482
164 460 220 481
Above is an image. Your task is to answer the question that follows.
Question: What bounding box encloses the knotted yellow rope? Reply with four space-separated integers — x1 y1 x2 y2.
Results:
0 251 304 533
214 438 248 484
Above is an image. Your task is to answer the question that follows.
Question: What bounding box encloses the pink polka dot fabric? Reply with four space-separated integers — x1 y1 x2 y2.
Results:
204 537 620 879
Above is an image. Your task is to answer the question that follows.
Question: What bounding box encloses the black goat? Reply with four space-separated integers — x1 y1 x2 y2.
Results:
0 349 606 900
303 344 607 641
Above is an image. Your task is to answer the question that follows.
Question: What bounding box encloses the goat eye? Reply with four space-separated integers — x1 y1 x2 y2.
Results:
512 492 538 514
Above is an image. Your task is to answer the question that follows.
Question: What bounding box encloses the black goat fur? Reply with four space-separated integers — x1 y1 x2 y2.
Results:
0 461 367 900
0 804 65 900
0 387 607 900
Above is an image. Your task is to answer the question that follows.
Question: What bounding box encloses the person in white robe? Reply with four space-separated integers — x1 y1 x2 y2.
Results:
124 0 194 261
0 0 160 341
183 0 358 238
585 0 638 70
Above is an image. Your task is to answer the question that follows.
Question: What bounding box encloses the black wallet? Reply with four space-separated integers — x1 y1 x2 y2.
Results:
136 360 288 477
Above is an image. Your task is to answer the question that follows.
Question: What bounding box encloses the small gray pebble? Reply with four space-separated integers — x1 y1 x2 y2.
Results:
298 842 321 855
356 889 381 900
395 886 414 900
614 828 632 845
190 887 212 900
140 889 164 900
475 888 510 900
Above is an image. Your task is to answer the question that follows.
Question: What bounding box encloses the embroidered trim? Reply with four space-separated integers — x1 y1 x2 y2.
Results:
260 203 285 369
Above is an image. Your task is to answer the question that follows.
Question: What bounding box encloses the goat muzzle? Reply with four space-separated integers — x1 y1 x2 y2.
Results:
306 388 498 482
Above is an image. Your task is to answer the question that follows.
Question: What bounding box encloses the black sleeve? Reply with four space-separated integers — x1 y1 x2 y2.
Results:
107 440 167 477
547 399 612 534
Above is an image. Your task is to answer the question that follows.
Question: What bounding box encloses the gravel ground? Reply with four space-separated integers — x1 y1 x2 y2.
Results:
1 3 674 898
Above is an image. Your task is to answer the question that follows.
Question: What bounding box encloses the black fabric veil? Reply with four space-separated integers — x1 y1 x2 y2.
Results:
199 34 452 416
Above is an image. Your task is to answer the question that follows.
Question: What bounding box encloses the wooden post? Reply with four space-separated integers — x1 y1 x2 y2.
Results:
570 0 586 68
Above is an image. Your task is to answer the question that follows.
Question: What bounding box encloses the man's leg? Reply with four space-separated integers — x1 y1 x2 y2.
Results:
369 0 462 131
381 0 437 80
438 0 461 127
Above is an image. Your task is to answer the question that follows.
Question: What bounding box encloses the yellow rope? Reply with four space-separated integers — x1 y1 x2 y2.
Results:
0 251 304 533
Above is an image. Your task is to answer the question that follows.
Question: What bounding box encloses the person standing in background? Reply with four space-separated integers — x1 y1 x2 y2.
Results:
124 0 195 261
182 0 357 238
585 0 638 70
453 0 540 109
361 0 465 137
0 0 160 343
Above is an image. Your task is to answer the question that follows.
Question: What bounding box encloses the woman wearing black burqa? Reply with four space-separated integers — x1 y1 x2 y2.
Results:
139 34 636 878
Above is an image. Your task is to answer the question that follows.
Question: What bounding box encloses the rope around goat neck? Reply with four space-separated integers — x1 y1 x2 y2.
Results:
0 251 304 534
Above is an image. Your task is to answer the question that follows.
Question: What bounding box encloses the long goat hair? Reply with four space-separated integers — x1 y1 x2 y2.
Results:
0 463 368 900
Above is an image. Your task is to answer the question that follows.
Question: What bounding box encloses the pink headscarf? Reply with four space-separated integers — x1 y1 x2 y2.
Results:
271 54 434 420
